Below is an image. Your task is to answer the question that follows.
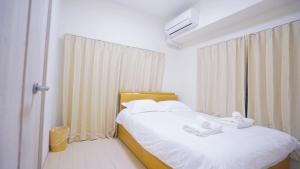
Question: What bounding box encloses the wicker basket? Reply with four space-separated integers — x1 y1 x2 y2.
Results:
50 127 69 152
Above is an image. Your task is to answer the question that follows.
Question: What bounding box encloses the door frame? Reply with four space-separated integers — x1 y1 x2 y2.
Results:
37 0 52 168
18 0 52 168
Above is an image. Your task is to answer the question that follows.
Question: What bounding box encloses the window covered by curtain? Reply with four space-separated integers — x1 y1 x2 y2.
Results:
62 35 165 142
248 20 300 138
197 37 247 117
197 20 300 138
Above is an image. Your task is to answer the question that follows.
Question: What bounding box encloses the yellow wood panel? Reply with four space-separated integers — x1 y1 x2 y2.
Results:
269 158 289 169
118 125 142 158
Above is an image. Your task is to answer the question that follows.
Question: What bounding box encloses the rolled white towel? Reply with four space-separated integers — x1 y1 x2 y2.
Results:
231 111 254 128
196 115 222 130
183 123 223 137
232 111 243 120
195 116 211 129
236 118 254 129
219 117 254 129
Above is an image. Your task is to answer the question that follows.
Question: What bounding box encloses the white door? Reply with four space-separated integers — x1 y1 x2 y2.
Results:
0 0 50 169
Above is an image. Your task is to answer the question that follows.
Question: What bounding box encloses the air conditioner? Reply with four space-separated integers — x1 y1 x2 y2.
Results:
165 8 199 38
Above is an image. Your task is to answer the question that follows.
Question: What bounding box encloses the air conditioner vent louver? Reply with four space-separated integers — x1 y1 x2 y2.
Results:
169 23 192 36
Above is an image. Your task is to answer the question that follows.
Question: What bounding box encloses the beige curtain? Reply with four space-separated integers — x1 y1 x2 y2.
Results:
248 20 300 138
62 35 165 142
120 47 165 91
197 37 247 117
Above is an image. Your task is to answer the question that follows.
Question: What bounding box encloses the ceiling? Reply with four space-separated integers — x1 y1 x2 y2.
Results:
110 0 200 21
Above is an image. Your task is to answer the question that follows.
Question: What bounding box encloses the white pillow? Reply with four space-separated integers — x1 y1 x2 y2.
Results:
158 100 192 112
121 99 165 114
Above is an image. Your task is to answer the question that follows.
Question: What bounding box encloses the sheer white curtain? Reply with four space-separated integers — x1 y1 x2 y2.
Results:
197 37 247 117
62 35 165 142
248 20 300 138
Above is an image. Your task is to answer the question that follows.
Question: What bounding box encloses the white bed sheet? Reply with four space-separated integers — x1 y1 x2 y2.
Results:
116 109 300 169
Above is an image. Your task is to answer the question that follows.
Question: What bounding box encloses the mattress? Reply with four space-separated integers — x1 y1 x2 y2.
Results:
116 109 300 169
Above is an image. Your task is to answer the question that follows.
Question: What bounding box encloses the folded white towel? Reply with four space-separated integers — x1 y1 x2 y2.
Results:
183 123 223 137
216 111 254 129
220 117 254 129
196 116 222 130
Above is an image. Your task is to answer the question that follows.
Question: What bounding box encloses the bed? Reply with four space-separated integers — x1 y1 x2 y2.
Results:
116 91 298 169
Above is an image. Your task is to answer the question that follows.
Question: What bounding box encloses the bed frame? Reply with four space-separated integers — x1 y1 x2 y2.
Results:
117 91 289 169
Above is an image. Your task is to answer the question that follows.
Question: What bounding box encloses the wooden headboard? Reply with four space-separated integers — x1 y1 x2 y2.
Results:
119 91 178 111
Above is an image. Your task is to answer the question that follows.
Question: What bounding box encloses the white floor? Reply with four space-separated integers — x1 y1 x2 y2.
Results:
43 138 300 169
43 138 146 169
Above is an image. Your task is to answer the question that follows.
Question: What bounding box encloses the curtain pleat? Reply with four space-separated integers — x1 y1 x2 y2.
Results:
197 37 247 117
248 21 300 137
120 48 165 92
62 35 165 142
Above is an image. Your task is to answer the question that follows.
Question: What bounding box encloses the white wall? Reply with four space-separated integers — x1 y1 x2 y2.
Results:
59 0 167 52
162 47 197 110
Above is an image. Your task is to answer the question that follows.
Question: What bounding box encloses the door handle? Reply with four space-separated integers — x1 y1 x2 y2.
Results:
32 83 49 94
